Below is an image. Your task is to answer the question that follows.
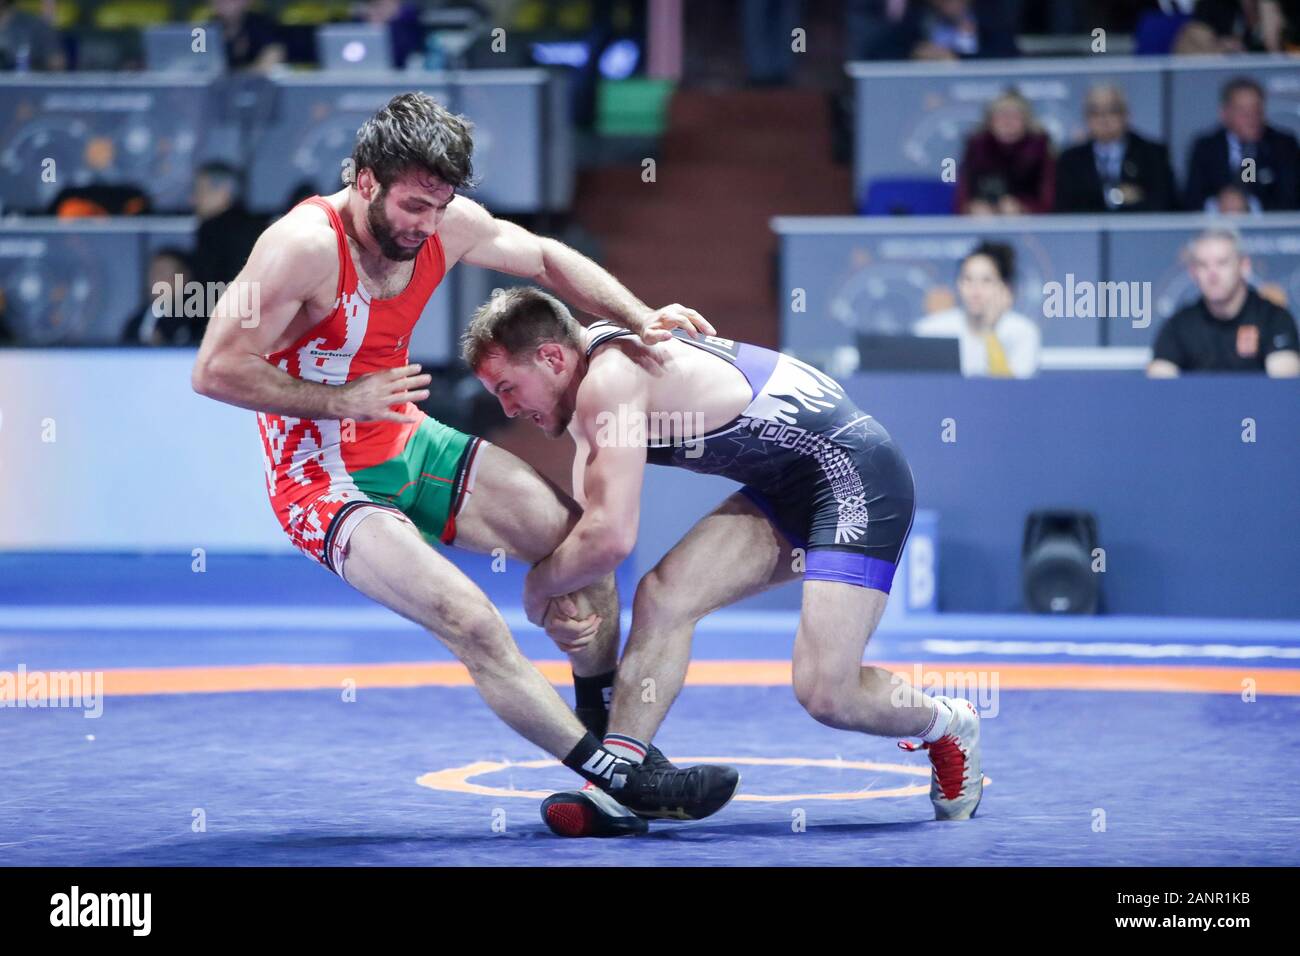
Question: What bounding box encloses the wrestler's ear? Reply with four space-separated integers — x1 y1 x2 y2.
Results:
355 167 378 200
536 341 566 372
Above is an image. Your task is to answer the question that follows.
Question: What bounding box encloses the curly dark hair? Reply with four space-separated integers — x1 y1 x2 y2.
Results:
350 91 477 191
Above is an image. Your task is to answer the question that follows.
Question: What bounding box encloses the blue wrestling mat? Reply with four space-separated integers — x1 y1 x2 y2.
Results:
3 555 1299 867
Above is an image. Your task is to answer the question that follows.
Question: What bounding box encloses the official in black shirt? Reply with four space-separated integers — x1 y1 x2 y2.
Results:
191 162 266 292
1054 84 1177 213
1149 228 1300 377
211 0 286 73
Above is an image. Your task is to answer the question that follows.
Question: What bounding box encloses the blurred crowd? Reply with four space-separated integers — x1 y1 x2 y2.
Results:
0 0 500 71
954 76 1299 216
898 0 1300 59
4 0 1300 74
2 0 1298 377
894 230 1299 380
740 0 1300 81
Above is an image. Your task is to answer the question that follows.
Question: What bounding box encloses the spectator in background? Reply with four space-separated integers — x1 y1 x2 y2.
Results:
867 0 1019 60
574 0 616 127
283 180 319 212
0 285 13 344
122 248 203 347
1148 227 1300 377
1172 0 1294 52
846 0 907 60
190 162 267 292
358 0 426 70
1253 0 1299 49
1132 0 1196 55
956 90 1055 215
1268 0 1300 49
0 0 65 71
914 240 1040 377
1207 183 1260 214
212 0 286 73
743 0 803 85
1055 84 1177 213
1184 77 1300 212
1100 0 1182 34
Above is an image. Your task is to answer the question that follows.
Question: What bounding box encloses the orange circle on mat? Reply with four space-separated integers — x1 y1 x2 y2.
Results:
417 756 990 803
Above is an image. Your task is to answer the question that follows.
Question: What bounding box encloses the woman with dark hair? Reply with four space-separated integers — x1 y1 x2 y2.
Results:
913 240 1041 377
956 90 1056 215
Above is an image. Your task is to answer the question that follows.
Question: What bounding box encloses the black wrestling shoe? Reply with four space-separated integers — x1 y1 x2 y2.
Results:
641 744 674 770
541 784 649 838
608 760 741 821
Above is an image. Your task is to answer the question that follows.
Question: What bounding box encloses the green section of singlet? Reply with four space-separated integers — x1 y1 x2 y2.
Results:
348 416 475 545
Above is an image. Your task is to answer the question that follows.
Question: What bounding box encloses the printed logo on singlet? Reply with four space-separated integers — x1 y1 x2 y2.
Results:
834 495 869 544
307 348 354 360
734 415 870 543
747 353 844 427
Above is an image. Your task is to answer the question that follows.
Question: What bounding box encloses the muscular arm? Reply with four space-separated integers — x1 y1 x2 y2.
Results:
525 359 648 617
571 433 590 508
191 212 341 417
440 196 714 342
191 209 429 422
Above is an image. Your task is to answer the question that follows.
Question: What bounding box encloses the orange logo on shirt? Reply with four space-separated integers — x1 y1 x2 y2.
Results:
1236 325 1259 358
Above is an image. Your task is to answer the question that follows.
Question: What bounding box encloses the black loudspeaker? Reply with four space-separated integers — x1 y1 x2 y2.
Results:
1022 510 1100 615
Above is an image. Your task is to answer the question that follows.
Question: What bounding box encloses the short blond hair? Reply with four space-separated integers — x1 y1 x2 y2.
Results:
461 286 582 370
1187 226 1244 261
983 88 1041 135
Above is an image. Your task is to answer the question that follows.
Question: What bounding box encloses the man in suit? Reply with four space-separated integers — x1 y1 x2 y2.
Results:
866 0 1019 60
1183 76 1300 211
1054 84 1178 213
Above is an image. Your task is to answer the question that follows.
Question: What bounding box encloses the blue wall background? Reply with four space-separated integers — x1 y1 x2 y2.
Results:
637 373 1300 620
3 352 1295 619
775 214 1300 360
